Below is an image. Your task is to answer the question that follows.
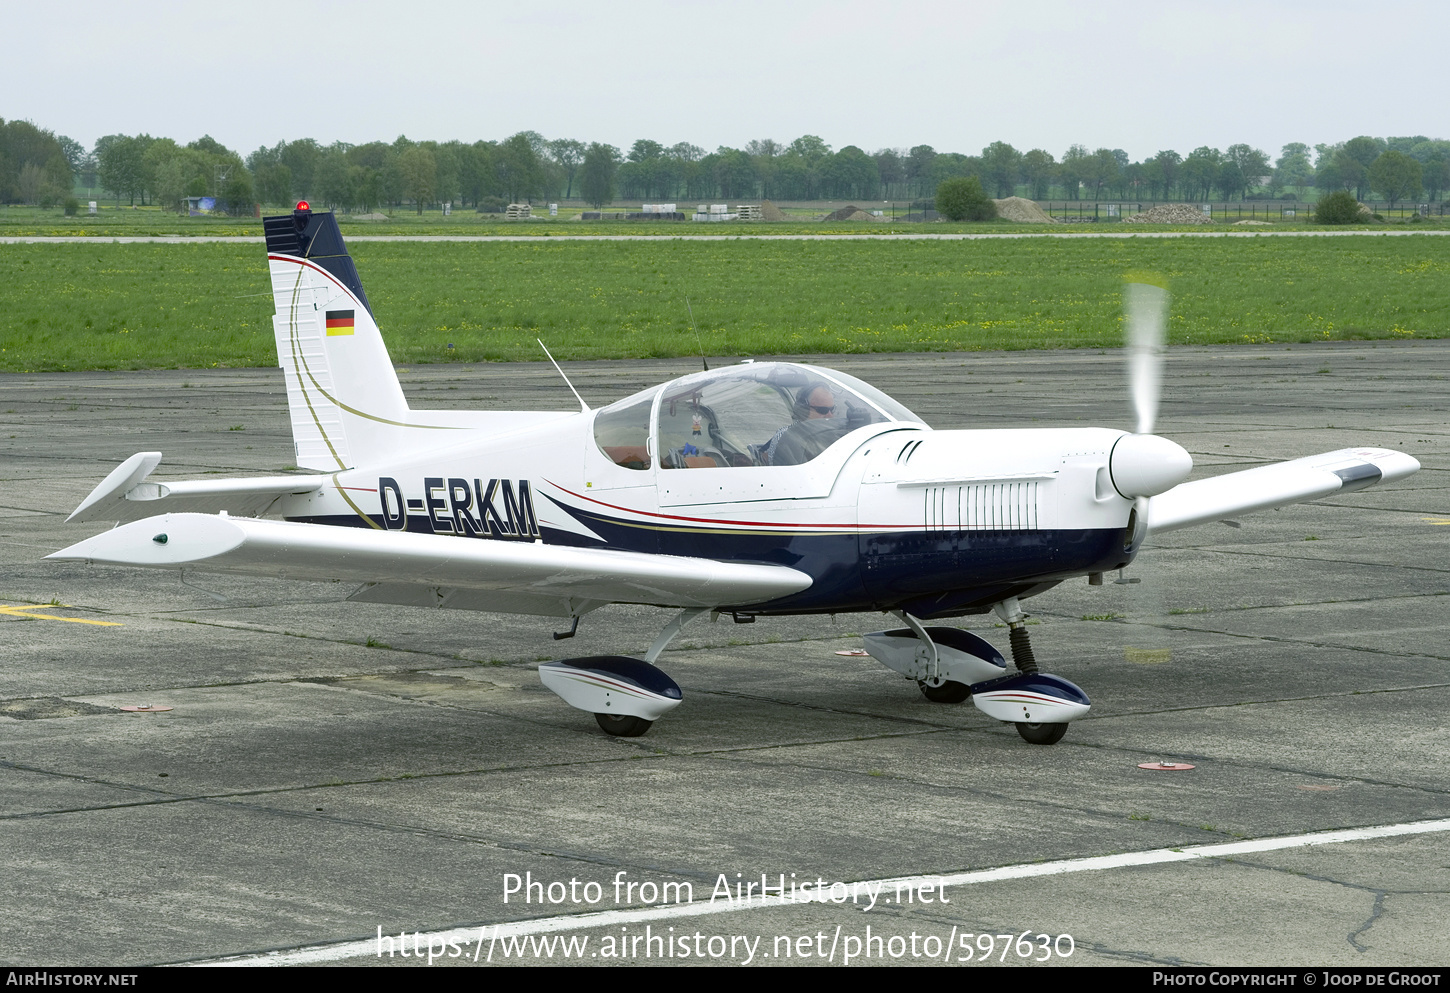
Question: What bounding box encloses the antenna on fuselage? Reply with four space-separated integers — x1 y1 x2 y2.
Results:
686 298 709 372
536 338 589 413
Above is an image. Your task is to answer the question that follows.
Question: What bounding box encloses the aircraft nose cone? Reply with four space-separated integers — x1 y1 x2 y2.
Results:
1109 434 1193 498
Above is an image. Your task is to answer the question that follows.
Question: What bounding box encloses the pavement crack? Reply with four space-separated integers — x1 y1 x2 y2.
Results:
1187 545 1450 576
1094 679 1450 722
145 614 496 664
695 747 1245 845
1162 589 1446 614
1219 856 1449 955
685 685 967 731
1056 737 1450 798
889 906 1205 965
1348 889 1388 954
1122 621 1450 664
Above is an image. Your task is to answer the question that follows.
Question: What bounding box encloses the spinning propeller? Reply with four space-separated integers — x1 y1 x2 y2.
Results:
1109 283 1193 539
1126 281 1168 436
1116 282 1186 663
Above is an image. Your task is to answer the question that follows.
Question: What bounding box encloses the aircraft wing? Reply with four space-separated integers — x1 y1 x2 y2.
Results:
47 513 812 610
66 452 325 524
1147 447 1419 536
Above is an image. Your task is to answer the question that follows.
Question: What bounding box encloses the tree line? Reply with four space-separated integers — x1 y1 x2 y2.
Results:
3 118 1448 213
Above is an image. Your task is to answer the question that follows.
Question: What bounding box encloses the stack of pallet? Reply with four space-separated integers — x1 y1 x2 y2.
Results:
737 205 762 220
505 203 532 219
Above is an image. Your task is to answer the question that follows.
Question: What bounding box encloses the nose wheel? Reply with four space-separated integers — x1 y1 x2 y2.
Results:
595 713 654 737
1015 721 1067 745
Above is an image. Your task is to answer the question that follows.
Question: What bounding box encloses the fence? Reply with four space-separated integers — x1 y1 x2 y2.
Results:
1040 201 1447 222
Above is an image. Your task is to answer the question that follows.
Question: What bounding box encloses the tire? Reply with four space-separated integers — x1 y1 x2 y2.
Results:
1016 721 1067 745
595 712 653 737
918 680 970 704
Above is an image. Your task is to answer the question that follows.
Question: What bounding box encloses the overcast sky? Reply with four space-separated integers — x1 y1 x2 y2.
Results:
7 0 1445 161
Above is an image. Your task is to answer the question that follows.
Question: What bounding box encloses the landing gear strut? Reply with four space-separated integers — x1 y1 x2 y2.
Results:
864 613 1008 703
538 609 702 737
994 597 1038 674
986 597 1089 745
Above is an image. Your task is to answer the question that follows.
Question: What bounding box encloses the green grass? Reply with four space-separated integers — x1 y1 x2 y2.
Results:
2 235 1446 371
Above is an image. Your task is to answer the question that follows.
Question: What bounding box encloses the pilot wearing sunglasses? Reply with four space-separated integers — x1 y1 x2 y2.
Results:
799 384 839 420
758 382 838 465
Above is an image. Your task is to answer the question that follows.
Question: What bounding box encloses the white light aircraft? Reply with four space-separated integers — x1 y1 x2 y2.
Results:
50 204 1420 744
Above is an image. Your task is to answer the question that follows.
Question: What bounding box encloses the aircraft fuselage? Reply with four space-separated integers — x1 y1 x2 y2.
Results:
279 413 1138 619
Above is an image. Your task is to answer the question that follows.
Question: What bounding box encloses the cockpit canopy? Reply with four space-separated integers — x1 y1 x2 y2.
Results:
593 362 925 471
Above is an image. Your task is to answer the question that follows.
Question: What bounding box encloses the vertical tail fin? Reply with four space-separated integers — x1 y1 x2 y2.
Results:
264 205 409 471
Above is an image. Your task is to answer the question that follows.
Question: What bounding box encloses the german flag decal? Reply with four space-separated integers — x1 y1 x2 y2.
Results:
325 310 355 336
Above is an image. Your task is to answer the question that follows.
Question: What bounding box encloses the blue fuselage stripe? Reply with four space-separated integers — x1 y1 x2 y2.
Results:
288 508 1129 618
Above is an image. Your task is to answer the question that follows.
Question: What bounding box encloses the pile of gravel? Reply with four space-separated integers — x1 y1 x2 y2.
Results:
992 197 1056 223
1125 204 1214 224
759 199 788 221
823 205 881 221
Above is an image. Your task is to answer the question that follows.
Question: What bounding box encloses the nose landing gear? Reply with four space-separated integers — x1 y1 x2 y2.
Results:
996 599 1061 744
595 713 654 737
1015 721 1068 745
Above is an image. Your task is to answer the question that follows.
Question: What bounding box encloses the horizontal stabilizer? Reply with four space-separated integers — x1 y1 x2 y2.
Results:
66 453 324 523
48 513 812 609
1147 447 1419 536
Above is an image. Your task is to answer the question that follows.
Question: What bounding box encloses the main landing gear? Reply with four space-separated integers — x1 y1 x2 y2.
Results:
537 608 703 738
861 597 1092 745
918 680 970 704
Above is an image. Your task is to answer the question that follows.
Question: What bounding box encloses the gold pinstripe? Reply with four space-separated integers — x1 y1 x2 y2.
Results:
578 516 843 537
286 268 348 471
331 472 383 530
278 257 461 432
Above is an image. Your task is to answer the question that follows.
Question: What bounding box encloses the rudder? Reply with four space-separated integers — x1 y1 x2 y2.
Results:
264 205 409 471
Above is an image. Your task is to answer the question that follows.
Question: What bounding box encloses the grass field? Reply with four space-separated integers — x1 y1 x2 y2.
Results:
2 236 1446 372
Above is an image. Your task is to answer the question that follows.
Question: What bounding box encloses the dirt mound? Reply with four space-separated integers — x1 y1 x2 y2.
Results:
1233 219 1272 226
1125 204 1214 225
759 199 787 222
823 205 883 222
991 197 1055 223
